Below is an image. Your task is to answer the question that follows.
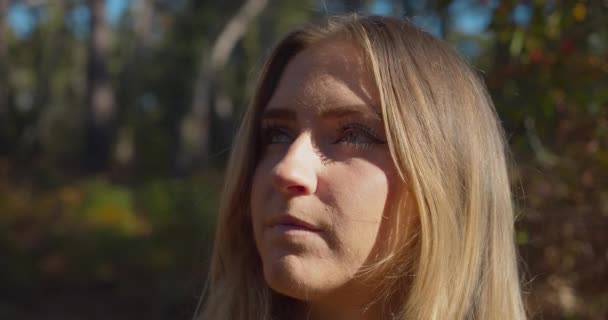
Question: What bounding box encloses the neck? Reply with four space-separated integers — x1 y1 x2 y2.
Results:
306 304 378 320
277 274 399 320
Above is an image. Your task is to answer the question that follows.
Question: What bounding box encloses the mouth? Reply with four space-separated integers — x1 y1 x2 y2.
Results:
269 215 321 233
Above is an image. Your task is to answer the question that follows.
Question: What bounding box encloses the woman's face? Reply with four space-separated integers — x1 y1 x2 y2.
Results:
250 38 402 307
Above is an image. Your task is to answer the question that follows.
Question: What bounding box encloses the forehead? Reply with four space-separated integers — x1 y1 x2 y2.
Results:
265 38 379 115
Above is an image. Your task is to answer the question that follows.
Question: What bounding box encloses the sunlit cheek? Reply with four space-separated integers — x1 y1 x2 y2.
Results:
323 168 389 255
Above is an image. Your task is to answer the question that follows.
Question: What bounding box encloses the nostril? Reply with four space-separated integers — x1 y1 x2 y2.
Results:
287 185 306 194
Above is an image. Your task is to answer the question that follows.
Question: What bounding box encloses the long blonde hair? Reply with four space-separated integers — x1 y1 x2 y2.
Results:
197 15 526 320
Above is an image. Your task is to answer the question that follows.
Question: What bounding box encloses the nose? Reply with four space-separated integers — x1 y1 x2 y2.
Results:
271 132 319 196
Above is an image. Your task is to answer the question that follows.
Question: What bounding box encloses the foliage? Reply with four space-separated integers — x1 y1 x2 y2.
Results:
0 162 220 317
480 2 608 318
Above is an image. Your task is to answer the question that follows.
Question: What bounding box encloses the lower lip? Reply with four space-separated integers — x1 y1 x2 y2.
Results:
272 224 319 234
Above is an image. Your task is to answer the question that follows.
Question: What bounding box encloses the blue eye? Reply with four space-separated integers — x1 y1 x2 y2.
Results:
261 126 292 145
259 122 385 150
335 124 385 149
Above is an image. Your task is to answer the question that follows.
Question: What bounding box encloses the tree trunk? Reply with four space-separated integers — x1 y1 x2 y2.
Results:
179 0 267 170
85 0 116 173
434 0 451 38
33 0 68 149
342 0 365 12
0 0 9 115
114 0 154 174
0 0 10 155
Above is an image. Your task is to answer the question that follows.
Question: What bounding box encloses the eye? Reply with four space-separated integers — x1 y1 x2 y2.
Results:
261 125 293 145
334 123 385 149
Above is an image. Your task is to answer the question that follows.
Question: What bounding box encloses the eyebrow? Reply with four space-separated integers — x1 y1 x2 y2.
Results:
261 105 382 121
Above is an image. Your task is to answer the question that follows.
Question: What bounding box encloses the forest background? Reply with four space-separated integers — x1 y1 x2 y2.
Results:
0 0 606 319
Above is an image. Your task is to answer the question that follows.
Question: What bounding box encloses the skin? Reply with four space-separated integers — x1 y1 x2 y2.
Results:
250 38 403 320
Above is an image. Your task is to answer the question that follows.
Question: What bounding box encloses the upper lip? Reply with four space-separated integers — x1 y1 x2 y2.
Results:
269 215 321 232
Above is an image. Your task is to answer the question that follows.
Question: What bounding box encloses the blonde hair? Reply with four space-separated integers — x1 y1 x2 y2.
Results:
196 15 526 320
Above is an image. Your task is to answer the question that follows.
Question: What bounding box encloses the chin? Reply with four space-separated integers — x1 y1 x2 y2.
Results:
262 253 328 301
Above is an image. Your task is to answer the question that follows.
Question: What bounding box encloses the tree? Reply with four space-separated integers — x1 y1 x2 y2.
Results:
0 0 8 113
112 0 155 174
85 0 116 172
178 0 268 169
0 0 12 154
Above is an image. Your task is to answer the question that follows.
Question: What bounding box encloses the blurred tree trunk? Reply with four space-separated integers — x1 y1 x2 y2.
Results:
33 1 66 110
134 0 154 46
0 0 9 155
342 0 366 12
85 0 116 173
118 0 154 84
32 1 68 151
3 1 68 158
113 0 154 175
0 0 8 115
432 0 451 37
179 0 267 170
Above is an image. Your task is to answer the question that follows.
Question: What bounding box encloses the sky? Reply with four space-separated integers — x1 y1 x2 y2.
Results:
7 0 130 38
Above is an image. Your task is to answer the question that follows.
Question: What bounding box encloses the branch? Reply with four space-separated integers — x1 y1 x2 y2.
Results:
208 0 268 73
183 0 268 166
191 0 268 115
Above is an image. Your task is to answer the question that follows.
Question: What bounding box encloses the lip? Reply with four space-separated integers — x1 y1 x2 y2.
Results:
268 215 321 233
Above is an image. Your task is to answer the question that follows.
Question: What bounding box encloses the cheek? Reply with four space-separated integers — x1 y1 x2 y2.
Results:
250 156 276 209
250 168 263 211
250 152 281 204
323 161 392 255
326 161 391 221
250 163 272 241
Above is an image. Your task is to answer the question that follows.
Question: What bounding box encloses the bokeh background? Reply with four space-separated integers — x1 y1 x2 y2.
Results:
0 0 606 319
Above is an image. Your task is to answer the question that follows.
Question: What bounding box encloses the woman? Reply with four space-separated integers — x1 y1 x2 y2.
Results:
196 15 526 320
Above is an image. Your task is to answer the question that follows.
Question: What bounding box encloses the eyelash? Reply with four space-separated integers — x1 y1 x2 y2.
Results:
260 123 292 146
335 121 385 149
259 121 385 150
